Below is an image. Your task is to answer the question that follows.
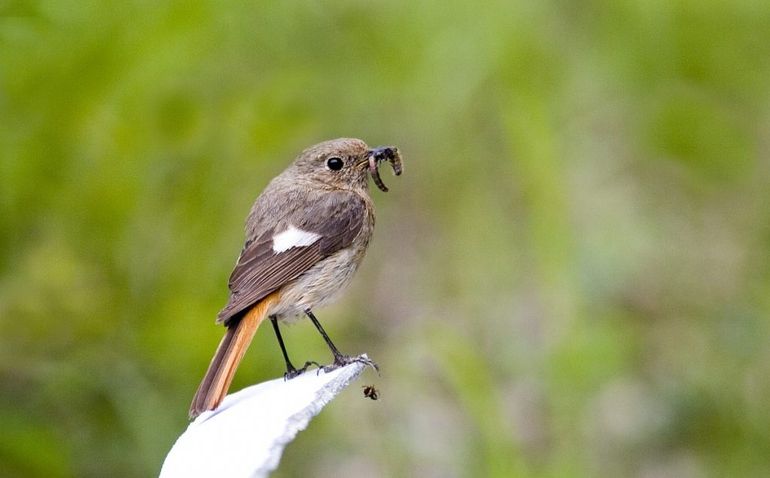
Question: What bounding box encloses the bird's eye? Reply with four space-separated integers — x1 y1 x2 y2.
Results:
326 157 344 171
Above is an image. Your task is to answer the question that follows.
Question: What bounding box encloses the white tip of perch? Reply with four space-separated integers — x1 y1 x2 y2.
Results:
160 356 371 478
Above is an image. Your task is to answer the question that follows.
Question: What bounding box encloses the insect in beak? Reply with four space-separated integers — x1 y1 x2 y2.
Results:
367 147 403 192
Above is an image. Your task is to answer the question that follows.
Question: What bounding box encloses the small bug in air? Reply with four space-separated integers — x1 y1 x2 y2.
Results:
362 385 379 400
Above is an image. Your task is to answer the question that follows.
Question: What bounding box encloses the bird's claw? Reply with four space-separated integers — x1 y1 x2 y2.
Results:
284 360 321 380
323 354 380 375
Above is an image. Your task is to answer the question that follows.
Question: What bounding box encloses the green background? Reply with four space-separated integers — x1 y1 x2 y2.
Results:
2 1 770 477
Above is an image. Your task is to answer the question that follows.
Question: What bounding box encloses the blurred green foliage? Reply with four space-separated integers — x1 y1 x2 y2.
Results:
2 0 770 477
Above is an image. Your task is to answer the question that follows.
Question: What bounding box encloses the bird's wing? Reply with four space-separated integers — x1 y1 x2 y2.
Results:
217 191 367 324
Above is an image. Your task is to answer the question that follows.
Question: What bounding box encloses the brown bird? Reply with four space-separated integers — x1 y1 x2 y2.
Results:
189 138 402 418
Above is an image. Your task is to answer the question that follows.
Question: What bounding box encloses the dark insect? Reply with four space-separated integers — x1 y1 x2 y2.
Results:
362 385 379 400
368 147 403 192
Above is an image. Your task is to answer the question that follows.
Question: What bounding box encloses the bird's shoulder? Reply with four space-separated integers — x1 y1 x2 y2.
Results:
246 183 368 240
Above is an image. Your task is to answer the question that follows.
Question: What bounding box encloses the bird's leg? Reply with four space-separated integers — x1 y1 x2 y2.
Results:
304 309 379 373
270 316 318 379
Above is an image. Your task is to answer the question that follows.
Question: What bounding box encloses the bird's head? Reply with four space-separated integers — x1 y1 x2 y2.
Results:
291 138 402 192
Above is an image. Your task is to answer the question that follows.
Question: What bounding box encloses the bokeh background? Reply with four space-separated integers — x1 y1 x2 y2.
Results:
2 1 770 477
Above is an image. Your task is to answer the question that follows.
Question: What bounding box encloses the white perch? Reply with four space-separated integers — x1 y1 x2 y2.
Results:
160 358 370 478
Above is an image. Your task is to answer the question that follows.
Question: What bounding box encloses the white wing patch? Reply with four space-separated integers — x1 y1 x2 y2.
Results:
272 225 321 253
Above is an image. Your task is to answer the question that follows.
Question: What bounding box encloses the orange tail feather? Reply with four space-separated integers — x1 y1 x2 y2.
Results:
189 292 279 418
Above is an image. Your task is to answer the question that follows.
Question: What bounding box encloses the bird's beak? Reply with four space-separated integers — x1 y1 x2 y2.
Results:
357 147 394 167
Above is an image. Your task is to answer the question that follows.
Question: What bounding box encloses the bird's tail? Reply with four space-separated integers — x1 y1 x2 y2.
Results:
189 291 279 419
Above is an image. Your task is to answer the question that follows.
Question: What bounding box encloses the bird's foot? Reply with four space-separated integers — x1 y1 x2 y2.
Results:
323 354 380 375
284 360 321 380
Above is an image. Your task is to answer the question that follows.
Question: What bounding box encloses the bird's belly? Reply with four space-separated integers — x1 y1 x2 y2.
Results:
270 248 363 320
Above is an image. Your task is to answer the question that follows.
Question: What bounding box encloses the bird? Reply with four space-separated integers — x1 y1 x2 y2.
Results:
189 138 402 418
